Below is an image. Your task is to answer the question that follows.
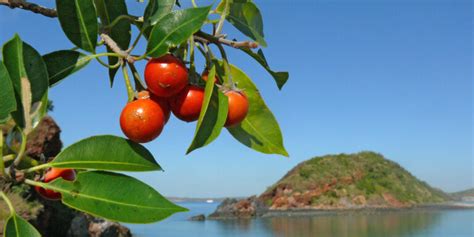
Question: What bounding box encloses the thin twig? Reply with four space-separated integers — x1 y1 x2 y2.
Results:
0 0 57 18
194 31 258 49
100 33 135 63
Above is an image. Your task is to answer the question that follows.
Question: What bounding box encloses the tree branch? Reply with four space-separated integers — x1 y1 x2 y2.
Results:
100 33 135 63
0 0 57 18
195 31 258 49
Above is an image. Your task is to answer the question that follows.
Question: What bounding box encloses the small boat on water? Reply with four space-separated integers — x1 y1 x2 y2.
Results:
206 199 214 203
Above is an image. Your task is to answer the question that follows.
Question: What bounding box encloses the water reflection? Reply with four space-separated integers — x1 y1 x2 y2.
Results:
262 211 442 237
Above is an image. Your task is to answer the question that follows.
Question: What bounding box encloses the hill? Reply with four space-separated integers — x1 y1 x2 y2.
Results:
209 151 452 219
259 152 450 210
450 188 474 201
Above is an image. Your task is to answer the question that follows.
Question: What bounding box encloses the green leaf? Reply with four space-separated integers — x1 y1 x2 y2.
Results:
2 35 26 96
2 35 26 127
2 35 49 128
146 6 211 58
22 42 49 103
0 60 16 124
46 135 162 171
4 213 41 237
56 0 98 52
187 66 228 154
43 50 90 87
144 0 175 27
241 48 289 90
94 0 131 86
219 1 267 47
40 171 187 223
224 63 288 156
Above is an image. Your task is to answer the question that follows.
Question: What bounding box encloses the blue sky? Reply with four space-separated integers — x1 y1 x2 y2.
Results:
0 0 472 197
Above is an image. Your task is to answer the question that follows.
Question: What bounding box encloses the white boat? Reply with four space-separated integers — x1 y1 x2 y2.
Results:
206 199 214 203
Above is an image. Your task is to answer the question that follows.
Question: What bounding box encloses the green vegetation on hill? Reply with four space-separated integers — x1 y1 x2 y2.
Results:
260 152 450 209
450 188 474 199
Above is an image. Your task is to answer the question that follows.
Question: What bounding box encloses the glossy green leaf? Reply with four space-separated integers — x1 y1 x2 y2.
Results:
218 1 267 47
40 171 187 223
241 48 288 90
146 6 211 57
225 63 288 156
4 213 41 237
43 50 90 87
2 35 26 96
22 42 49 103
0 60 16 124
56 0 98 52
144 0 175 27
94 0 131 85
2 35 49 128
2 35 26 127
46 135 161 171
187 66 228 154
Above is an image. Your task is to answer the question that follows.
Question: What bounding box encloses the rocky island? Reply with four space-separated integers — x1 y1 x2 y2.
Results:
209 152 463 219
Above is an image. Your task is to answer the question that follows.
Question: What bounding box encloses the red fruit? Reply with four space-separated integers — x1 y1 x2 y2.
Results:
202 71 219 83
170 85 205 122
225 91 249 127
144 54 188 98
35 168 76 200
150 95 171 124
120 98 166 143
138 90 171 124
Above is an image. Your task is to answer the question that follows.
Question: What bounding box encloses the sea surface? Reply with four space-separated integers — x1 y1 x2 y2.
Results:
126 202 474 237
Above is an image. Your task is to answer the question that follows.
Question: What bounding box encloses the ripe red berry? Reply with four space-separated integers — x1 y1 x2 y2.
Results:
144 54 188 98
169 85 205 122
35 168 76 200
120 98 166 143
225 91 249 127
138 90 171 124
150 95 171 124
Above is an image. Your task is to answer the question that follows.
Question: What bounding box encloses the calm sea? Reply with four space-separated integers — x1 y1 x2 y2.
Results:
126 202 474 237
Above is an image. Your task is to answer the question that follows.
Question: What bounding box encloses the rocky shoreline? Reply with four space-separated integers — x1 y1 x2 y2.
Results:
208 197 474 220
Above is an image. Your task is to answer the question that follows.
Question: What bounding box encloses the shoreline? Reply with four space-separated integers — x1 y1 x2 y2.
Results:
261 203 474 218
206 202 474 220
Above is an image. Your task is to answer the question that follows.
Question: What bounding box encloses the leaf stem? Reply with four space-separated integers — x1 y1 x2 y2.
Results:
24 179 47 189
192 0 198 7
215 0 230 36
0 191 15 215
215 42 234 87
3 154 15 163
127 25 145 53
122 63 135 102
23 163 50 173
128 62 146 91
102 14 138 30
13 128 27 167
86 52 122 60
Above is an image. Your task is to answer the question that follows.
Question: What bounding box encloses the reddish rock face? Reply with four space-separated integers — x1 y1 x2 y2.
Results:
382 193 408 208
26 116 62 161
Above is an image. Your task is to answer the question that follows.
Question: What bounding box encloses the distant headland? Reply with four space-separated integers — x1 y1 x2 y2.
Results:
207 151 473 219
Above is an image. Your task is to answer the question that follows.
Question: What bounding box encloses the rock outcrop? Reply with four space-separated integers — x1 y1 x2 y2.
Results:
208 196 267 219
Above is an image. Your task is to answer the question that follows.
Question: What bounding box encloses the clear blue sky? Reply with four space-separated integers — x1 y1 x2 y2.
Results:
0 0 472 197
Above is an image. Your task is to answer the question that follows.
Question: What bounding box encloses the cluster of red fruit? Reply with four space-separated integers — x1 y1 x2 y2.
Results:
34 55 249 200
120 54 249 143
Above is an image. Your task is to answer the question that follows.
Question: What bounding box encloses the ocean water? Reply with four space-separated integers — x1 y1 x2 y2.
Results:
126 202 474 237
